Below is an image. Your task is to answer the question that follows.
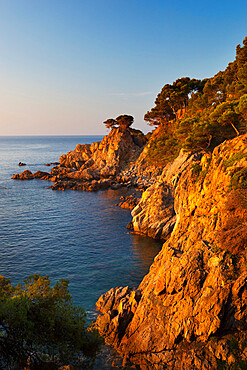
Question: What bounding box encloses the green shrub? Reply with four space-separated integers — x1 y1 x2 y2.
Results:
230 167 247 190
191 163 209 183
0 274 102 369
223 150 247 168
146 131 180 166
191 163 203 177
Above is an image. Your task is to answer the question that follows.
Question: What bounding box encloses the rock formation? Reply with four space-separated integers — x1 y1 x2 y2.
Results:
131 150 203 239
116 194 140 210
11 122 247 368
96 134 247 369
12 127 150 192
12 170 51 181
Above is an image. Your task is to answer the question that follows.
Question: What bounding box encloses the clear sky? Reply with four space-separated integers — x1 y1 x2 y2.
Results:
0 0 247 136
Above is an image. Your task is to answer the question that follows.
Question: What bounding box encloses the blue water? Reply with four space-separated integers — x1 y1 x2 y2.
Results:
0 136 161 319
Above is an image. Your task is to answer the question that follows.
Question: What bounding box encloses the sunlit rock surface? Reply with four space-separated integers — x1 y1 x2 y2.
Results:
96 134 247 369
12 127 147 191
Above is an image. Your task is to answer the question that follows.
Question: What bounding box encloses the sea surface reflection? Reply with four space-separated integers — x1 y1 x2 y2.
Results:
0 136 162 319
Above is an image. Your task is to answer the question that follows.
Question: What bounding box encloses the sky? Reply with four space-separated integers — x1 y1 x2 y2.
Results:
0 0 247 136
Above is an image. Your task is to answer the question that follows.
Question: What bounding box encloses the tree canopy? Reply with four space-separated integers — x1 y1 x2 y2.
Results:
103 118 117 130
144 36 247 166
103 114 134 130
0 274 102 369
116 114 134 128
144 77 206 126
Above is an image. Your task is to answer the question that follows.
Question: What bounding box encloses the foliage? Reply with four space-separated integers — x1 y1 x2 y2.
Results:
227 335 247 370
144 77 206 126
103 118 117 130
116 114 134 128
223 150 247 168
146 128 180 166
144 37 247 165
191 163 203 178
0 274 102 369
230 167 247 190
103 115 134 130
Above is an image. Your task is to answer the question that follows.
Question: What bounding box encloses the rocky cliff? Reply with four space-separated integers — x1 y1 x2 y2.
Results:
96 134 247 369
12 127 150 191
11 123 247 368
60 127 145 176
130 150 203 239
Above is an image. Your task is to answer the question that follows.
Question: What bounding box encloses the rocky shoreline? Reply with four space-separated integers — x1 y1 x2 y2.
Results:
12 127 247 369
12 127 156 194
95 133 247 369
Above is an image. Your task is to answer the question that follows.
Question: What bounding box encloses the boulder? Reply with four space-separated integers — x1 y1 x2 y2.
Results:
12 170 33 180
116 195 140 210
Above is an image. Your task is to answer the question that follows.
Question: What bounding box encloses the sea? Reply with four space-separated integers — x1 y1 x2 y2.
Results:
0 135 162 321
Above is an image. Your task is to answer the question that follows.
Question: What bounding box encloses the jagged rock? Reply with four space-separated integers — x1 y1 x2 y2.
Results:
96 134 247 369
96 287 141 346
12 127 146 193
126 221 134 230
59 143 94 168
59 128 145 179
12 170 51 181
32 171 51 180
116 195 140 210
131 150 204 240
12 170 33 180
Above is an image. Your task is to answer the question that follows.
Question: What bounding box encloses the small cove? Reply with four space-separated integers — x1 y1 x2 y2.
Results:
0 136 162 321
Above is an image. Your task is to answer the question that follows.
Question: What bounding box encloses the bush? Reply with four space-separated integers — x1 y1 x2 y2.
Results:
0 274 102 369
230 167 247 190
146 128 180 166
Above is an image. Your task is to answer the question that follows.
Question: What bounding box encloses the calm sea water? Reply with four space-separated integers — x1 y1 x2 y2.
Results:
0 136 161 320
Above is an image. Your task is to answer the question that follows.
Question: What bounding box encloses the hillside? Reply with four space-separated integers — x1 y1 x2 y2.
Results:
11 37 247 369
96 133 247 369
93 38 247 368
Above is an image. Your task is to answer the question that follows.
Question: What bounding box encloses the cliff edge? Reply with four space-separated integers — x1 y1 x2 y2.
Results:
96 134 247 369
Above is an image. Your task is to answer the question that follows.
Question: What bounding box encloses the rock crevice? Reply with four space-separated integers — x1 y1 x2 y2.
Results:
96 134 247 369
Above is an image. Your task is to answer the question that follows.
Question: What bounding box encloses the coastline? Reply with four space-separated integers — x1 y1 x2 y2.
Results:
8 129 247 368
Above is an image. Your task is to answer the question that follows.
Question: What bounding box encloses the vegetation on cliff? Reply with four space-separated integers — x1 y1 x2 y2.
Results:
103 114 134 130
9 36 247 370
145 37 247 166
0 274 102 369
96 133 247 369
93 38 247 369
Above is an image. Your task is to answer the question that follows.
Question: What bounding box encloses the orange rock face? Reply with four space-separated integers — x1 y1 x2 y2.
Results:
59 127 145 179
11 127 147 192
96 134 247 369
12 170 51 181
12 170 34 180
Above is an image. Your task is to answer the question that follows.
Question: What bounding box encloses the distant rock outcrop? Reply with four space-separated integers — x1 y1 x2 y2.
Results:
12 170 51 180
59 127 145 176
96 134 247 369
12 127 148 192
